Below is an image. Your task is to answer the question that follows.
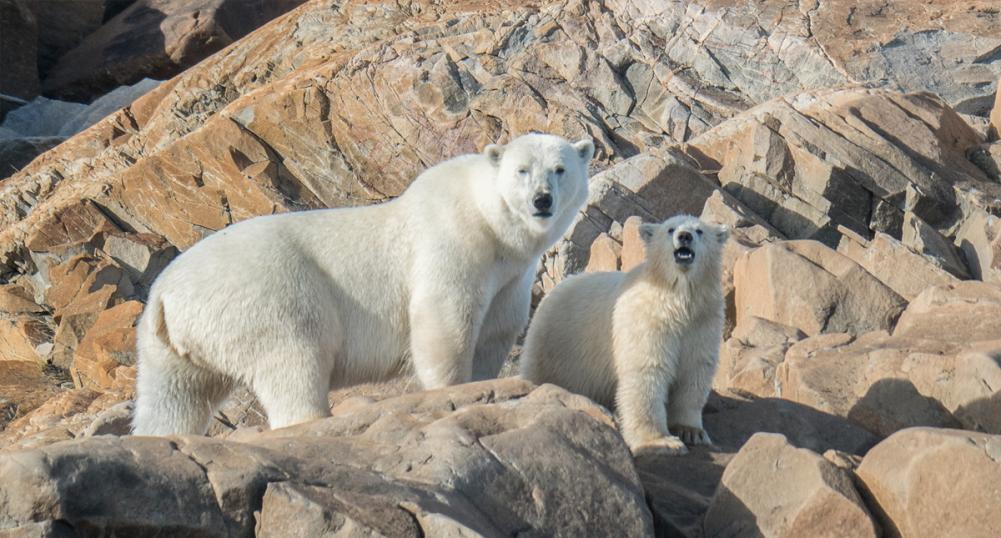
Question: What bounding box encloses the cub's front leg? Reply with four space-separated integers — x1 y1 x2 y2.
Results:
613 326 687 456
668 325 721 447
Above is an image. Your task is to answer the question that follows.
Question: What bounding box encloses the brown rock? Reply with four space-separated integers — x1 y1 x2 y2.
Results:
0 315 53 363
99 232 178 294
900 212 970 278
837 231 959 301
733 240 906 337
584 232 621 272
45 254 133 319
71 300 143 391
620 216 646 272
856 428 1001 538
0 284 44 314
42 0 309 102
0 361 60 432
0 380 654 537
955 208 1001 284
778 330 1001 437
893 282 1001 343
715 317 804 397
24 199 120 254
704 433 879 538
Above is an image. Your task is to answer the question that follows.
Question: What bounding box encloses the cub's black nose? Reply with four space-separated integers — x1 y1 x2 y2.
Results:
677 231 693 244
533 192 553 211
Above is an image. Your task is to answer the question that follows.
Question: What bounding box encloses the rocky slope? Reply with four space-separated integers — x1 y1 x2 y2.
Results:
2 0 1001 536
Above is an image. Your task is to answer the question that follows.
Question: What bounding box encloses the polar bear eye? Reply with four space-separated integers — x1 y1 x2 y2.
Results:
668 228 675 234
696 229 703 236
554 165 565 175
518 167 529 176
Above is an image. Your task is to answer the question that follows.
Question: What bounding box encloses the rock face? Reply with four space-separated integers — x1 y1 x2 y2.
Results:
856 428 1001 538
0 379 654 537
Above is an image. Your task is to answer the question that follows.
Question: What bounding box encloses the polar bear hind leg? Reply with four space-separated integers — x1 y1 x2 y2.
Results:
249 347 334 430
132 335 234 436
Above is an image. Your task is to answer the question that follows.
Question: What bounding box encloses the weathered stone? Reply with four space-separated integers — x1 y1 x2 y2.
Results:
0 380 654 536
856 428 1001 538
0 137 65 180
0 315 53 364
585 232 621 273
0 284 44 314
0 361 60 432
778 330 1001 437
620 215 645 272
44 254 133 320
733 241 907 337
100 232 178 296
990 79 1001 141
715 317 804 397
955 208 1001 284
837 232 959 301
894 282 1001 344
704 433 879 538
71 301 143 391
901 212 970 278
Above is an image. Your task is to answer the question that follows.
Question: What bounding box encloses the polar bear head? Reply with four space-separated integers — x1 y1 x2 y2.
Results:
639 215 729 280
484 133 594 235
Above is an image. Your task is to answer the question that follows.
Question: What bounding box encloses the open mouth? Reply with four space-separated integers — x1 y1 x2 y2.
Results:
533 211 553 218
674 247 695 265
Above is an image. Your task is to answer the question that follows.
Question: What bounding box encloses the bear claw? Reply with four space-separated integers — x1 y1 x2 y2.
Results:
672 425 712 446
632 435 689 456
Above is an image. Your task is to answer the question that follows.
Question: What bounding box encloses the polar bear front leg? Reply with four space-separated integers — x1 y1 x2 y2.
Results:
409 289 483 389
667 334 720 446
472 269 533 381
616 368 688 456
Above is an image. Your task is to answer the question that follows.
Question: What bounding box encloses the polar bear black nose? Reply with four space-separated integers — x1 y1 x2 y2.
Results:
677 231 693 245
533 192 553 211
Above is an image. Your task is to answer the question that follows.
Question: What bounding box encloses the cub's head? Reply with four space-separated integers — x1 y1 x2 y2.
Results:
485 133 594 234
639 215 729 279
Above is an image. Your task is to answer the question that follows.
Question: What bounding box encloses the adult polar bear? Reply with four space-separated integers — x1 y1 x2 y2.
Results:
132 133 594 435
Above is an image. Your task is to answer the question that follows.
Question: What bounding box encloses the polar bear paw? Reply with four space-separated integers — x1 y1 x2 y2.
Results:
672 425 713 446
631 435 689 456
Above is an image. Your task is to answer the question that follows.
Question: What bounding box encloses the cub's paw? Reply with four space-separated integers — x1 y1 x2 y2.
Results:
672 425 712 446
631 435 689 456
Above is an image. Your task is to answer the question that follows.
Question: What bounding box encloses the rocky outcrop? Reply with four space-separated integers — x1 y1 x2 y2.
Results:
0 379 655 537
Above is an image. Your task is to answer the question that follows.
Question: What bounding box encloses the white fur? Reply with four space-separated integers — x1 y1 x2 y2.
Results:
521 215 728 455
132 133 594 435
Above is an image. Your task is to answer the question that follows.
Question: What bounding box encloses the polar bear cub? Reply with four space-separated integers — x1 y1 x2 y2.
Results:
521 215 728 455
132 133 594 436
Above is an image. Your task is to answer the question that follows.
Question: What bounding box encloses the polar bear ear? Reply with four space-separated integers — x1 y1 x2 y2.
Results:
715 224 731 244
485 144 504 167
573 138 595 163
638 223 658 243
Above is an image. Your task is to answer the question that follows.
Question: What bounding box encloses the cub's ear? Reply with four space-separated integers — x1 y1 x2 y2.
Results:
715 224 731 244
485 144 504 166
573 138 595 163
638 223 657 243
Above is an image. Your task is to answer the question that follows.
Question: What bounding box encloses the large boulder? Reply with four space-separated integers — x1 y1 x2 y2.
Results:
777 330 1001 437
704 433 879 538
733 240 907 337
856 428 1001 538
0 379 655 537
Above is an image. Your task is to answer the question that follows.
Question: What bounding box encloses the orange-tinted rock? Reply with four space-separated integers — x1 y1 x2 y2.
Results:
0 315 53 363
0 360 61 432
0 283 44 314
584 233 621 273
620 216 645 272
45 254 132 319
71 301 143 391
